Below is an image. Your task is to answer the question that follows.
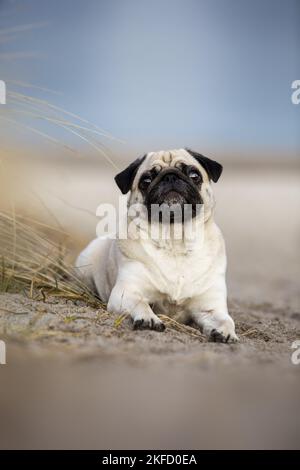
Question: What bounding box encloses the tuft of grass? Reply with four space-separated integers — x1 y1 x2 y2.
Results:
0 211 103 308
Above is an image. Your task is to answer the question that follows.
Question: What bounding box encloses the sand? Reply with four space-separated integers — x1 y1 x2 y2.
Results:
0 292 300 449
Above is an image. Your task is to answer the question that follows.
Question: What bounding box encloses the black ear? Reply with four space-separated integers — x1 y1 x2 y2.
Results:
186 148 223 182
114 155 146 194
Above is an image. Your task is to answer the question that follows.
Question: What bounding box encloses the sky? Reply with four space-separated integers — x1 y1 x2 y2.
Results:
0 0 299 159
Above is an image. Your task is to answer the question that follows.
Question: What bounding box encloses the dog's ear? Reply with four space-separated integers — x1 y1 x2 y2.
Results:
186 148 223 182
114 155 146 194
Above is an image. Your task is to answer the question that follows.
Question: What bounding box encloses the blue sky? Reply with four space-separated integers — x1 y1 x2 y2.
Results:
1 0 299 158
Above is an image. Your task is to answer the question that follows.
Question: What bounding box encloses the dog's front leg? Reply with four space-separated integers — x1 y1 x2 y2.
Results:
107 281 165 332
188 281 239 343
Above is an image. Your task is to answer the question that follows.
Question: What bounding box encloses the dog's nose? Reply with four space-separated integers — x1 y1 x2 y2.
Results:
162 173 178 184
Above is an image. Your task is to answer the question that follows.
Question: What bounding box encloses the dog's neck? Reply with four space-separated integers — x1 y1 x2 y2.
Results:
125 211 214 255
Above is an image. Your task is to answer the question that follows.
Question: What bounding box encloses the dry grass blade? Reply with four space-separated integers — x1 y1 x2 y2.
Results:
158 314 205 340
2 90 121 169
6 80 62 95
0 115 76 153
0 22 48 36
7 91 121 142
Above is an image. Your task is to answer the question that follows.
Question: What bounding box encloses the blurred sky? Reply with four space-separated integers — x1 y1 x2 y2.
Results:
0 0 299 159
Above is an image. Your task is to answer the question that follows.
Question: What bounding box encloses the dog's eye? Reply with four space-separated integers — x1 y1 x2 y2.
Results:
139 173 152 189
187 167 201 183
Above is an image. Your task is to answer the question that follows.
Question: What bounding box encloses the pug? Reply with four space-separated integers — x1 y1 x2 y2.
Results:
76 148 238 342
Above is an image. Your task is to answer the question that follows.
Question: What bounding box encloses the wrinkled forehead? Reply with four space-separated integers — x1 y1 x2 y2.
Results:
138 148 208 178
147 148 196 168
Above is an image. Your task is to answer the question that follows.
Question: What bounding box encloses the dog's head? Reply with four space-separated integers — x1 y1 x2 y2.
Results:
115 148 222 222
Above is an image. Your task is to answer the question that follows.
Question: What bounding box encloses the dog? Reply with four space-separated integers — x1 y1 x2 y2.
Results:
76 148 238 342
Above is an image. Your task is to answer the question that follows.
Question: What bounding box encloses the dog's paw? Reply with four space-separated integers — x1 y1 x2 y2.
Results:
133 315 165 332
209 328 239 343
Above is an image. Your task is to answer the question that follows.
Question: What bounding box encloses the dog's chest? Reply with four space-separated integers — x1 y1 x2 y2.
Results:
143 241 213 304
